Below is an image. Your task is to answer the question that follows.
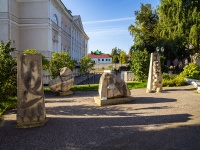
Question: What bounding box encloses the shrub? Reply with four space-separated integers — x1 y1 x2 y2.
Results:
0 41 17 100
180 63 200 80
49 52 75 79
162 73 187 87
23 49 49 71
130 49 150 81
80 56 94 75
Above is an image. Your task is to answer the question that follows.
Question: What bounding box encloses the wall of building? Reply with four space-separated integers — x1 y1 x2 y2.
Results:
91 58 112 64
0 0 88 62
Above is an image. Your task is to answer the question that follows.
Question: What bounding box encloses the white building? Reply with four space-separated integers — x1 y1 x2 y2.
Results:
0 0 89 62
88 53 112 64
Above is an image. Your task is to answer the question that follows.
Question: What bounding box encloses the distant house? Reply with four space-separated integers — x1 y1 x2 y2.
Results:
88 53 112 64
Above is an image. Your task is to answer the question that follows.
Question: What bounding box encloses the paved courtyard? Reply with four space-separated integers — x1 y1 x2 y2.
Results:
0 85 200 150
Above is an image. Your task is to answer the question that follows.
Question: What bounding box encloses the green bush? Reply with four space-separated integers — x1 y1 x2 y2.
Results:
0 41 17 100
162 73 187 87
23 49 49 71
180 63 200 80
130 49 150 81
49 52 75 79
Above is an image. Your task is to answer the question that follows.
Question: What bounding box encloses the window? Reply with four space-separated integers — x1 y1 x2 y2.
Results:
52 14 58 24
102 59 104 61
65 25 67 32
61 22 63 29
98 59 100 61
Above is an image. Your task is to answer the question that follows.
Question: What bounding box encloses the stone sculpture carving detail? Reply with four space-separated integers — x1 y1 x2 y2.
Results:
17 54 46 128
98 73 131 99
146 52 162 93
49 67 74 94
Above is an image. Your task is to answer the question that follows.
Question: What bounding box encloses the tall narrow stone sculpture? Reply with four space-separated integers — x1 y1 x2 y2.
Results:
146 52 162 93
17 54 47 128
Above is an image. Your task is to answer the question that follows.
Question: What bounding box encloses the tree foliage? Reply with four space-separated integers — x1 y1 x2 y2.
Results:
23 49 49 71
80 56 94 75
157 0 200 59
0 41 17 100
131 50 150 81
119 50 128 64
111 47 121 63
129 4 159 53
49 52 75 79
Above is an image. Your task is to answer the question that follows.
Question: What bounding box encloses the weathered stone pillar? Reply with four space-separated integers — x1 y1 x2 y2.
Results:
17 54 47 128
146 52 162 93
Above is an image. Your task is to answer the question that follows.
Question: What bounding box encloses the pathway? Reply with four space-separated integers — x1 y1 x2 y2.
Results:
0 85 200 150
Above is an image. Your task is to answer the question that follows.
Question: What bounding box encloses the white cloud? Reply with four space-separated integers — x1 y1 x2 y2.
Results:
83 17 134 24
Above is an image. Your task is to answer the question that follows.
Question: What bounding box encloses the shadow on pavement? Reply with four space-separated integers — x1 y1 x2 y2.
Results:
0 113 198 150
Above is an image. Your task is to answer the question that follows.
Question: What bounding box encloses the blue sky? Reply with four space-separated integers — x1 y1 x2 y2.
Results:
62 0 160 54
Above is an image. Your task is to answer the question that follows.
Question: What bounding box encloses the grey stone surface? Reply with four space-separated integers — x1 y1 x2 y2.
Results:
98 73 131 99
49 67 74 92
17 54 46 128
1 85 200 150
147 52 162 93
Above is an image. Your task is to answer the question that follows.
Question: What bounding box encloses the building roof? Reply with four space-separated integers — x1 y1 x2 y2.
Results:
88 54 112 59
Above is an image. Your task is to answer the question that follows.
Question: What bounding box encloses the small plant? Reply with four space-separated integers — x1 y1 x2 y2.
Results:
0 97 17 117
180 63 200 80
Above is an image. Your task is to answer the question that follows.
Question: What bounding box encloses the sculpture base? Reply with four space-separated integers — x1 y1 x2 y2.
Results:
58 91 73 96
17 118 48 128
146 88 162 93
94 96 134 106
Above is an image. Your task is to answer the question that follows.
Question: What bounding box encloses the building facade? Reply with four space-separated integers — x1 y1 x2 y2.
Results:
0 0 89 62
88 53 112 64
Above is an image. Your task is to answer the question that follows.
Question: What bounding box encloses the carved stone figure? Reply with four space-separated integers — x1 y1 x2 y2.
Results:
49 67 74 95
17 54 47 128
99 73 131 99
146 52 162 93
94 73 132 106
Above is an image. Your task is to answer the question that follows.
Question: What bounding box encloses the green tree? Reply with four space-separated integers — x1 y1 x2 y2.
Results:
49 52 75 79
119 50 127 64
157 0 200 59
80 56 94 75
129 4 159 53
0 41 17 100
23 49 49 71
111 47 121 63
131 49 150 81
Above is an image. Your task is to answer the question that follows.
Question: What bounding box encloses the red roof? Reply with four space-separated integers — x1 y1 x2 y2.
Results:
88 54 112 59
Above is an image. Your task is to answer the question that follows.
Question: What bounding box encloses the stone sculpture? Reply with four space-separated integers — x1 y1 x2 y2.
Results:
94 73 132 106
49 67 74 96
17 54 47 128
146 52 162 93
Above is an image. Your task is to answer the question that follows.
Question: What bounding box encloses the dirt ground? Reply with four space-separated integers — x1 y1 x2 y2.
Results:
0 85 200 150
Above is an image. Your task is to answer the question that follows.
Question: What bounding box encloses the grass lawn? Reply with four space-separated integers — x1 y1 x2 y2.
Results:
0 97 17 119
44 81 147 92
